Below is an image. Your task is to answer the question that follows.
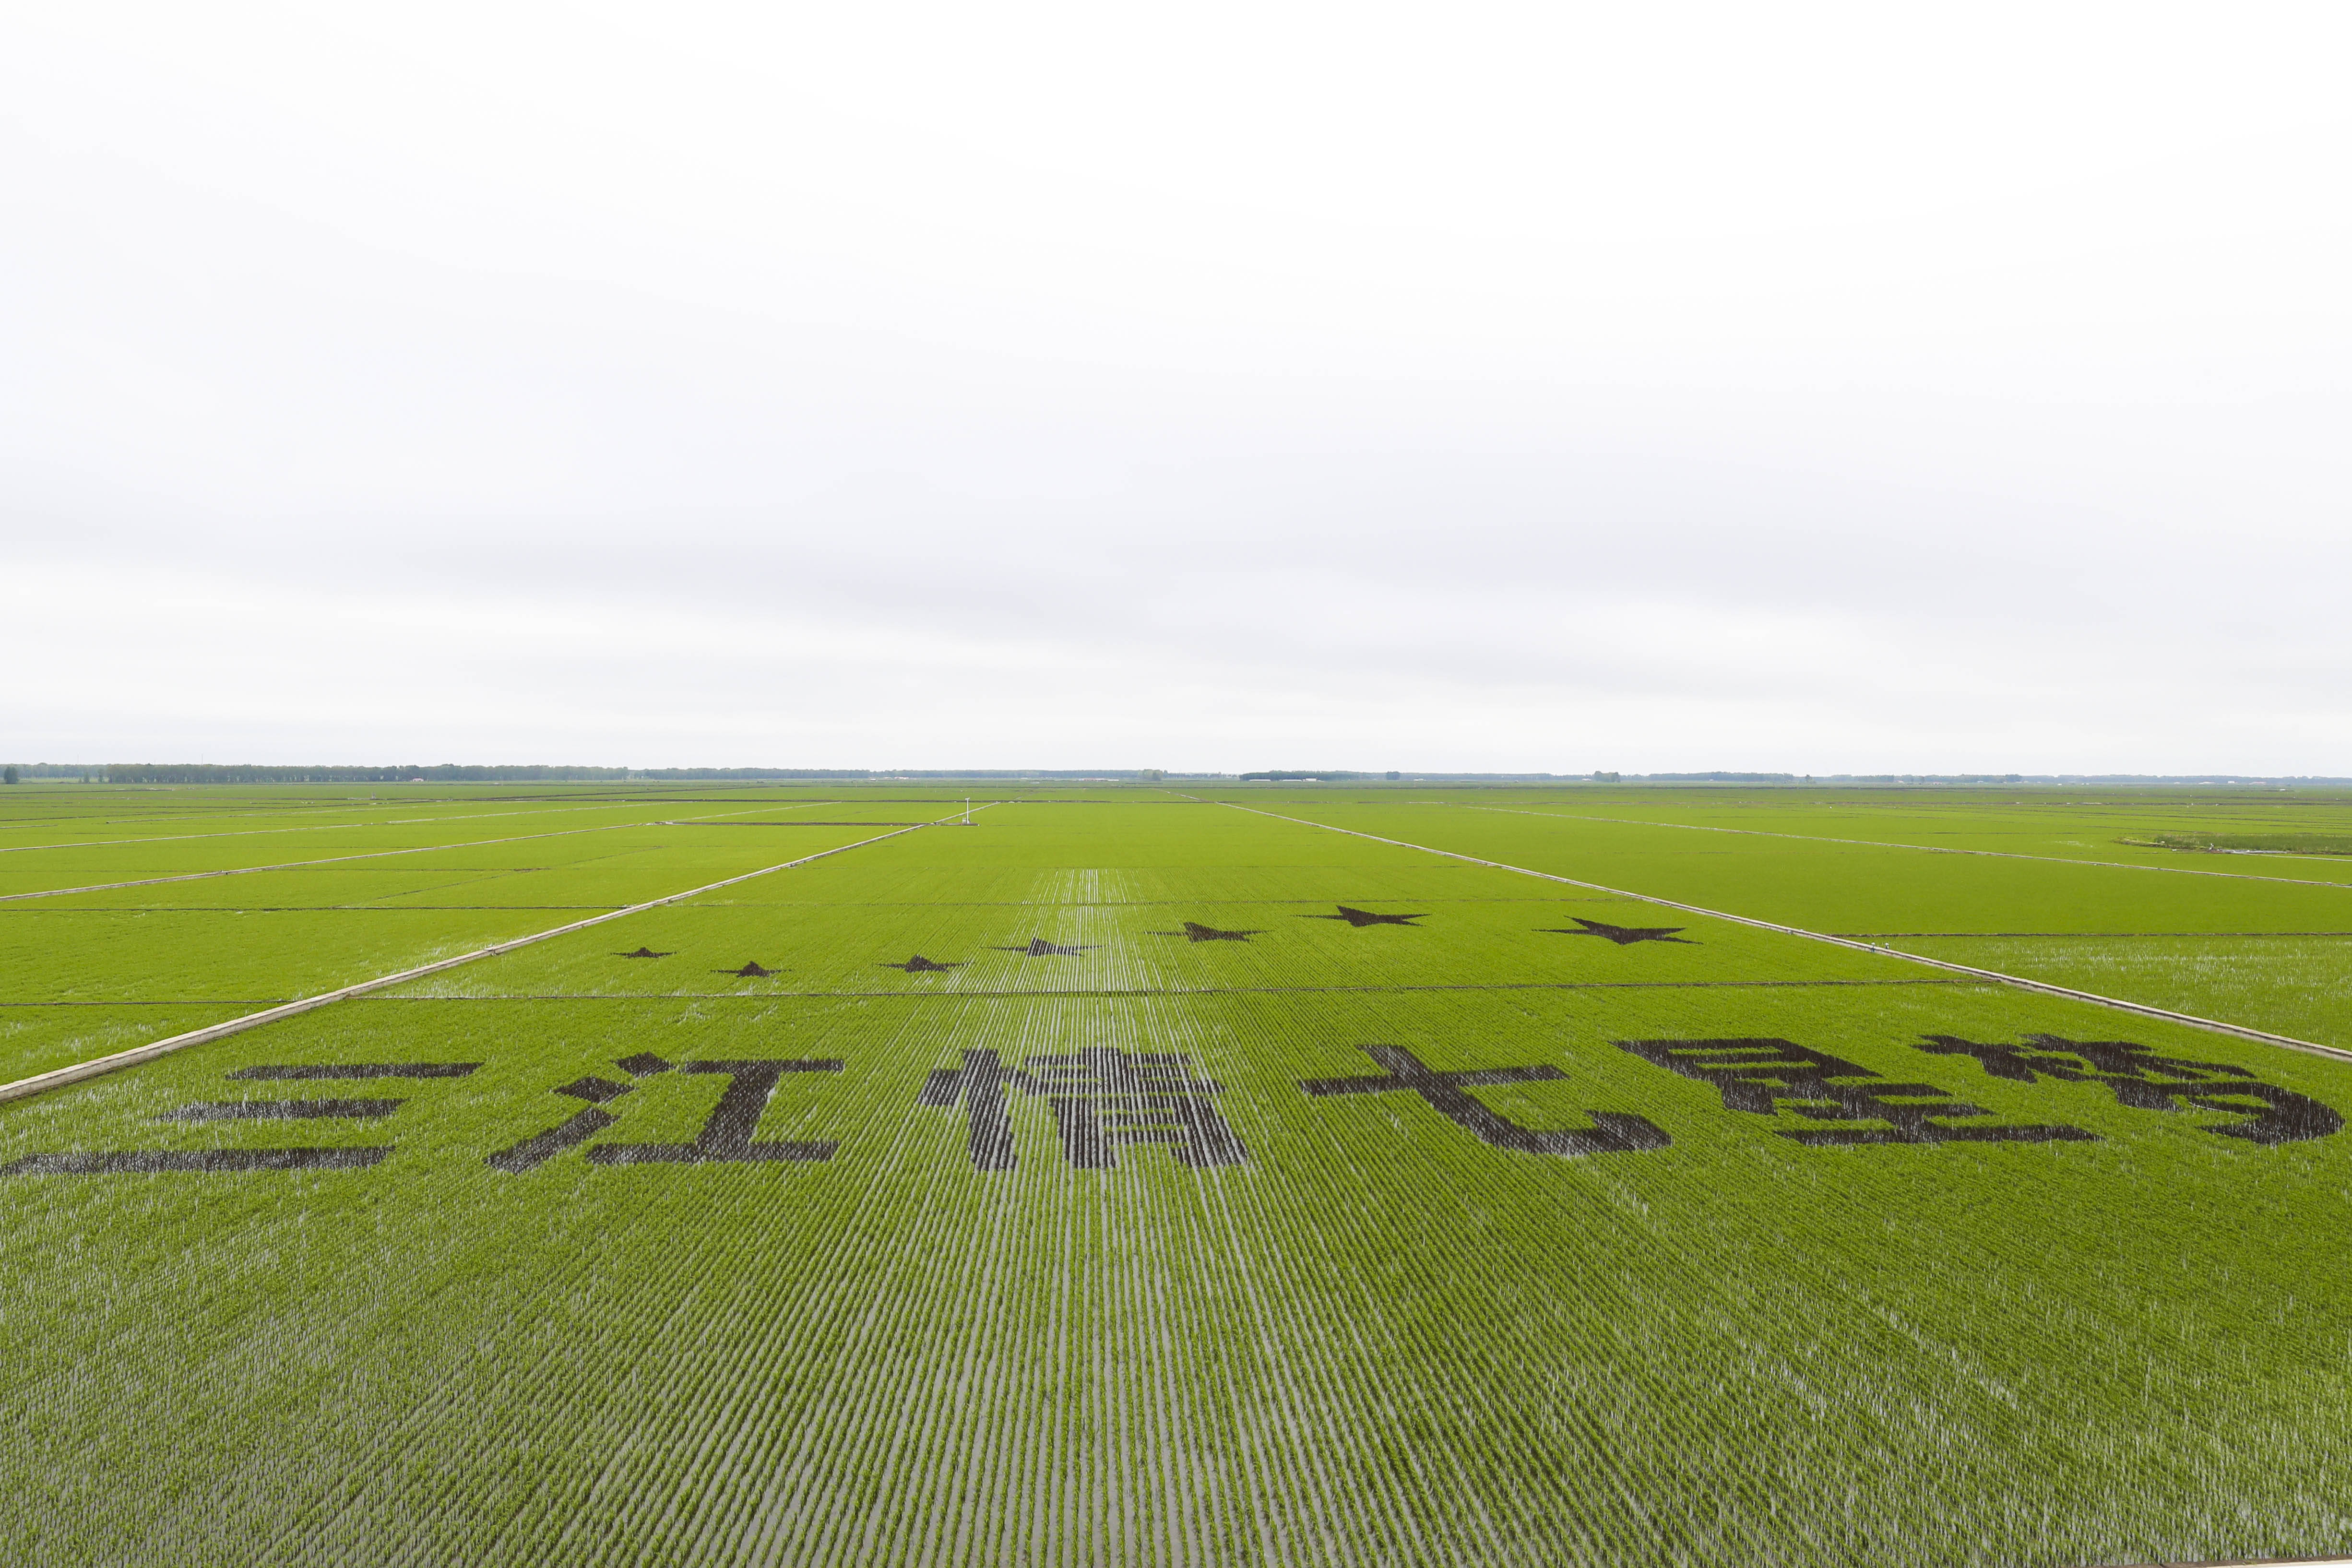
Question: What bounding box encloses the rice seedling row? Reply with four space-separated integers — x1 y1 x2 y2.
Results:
1 787 2347 1563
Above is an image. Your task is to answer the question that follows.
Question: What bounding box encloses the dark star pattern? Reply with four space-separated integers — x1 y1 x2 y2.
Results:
1544 917 1694 946
718 961 777 977
1306 905 1426 928
884 955 963 973
993 938 1094 957
1151 921 1265 943
617 947 673 958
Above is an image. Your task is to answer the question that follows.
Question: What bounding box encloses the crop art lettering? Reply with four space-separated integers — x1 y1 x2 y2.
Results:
0 1063 481 1176
489 1054 843 1172
588 1060 842 1165
1299 1045 1669 1157
1916 1034 2341 1146
918 1047 1247 1170
24 1033 2315 1183
1026 1050 1249 1169
1618 1038 2099 1146
915 1049 1019 1169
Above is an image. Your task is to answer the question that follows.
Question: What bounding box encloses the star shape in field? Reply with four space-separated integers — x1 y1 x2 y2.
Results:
616 946 673 958
718 960 778 976
1543 917 1694 946
883 954 962 973
993 937 1095 957
1151 921 1265 943
1305 905 1426 928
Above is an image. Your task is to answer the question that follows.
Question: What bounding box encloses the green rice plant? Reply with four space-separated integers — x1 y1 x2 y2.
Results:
0 784 2348 1563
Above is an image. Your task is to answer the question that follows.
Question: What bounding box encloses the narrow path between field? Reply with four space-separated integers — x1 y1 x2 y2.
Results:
1438 803 2352 890
0 800 829 904
1202 797 2352 1066
0 802 1004 1106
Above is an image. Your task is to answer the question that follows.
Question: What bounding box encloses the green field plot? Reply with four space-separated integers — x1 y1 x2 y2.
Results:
1429 786 2352 881
1890 933 2352 1052
0 803 667 882
0 800 923 1079
396 829 1923 1004
0 906 589 1005
1245 791 2352 1045
4 784 2351 1565
0 1002 265 1085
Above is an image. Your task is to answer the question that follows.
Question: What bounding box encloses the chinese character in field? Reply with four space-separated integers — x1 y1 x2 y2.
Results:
915 1048 1020 1170
1 1062 480 1176
917 1046 1247 1170
1916 1033 2340 1146
1299 1045 1668 1157
1617 1037 2096 1146
487 1053 841 1173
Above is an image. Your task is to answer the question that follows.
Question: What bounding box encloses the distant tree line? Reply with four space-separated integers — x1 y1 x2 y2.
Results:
3 762 104 780
101 764 634 784
1240 770 1368 782
632 768 1175 781
28 764 2349 788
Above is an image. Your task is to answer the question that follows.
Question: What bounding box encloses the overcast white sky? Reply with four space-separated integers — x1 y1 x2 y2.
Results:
4 3 2348 773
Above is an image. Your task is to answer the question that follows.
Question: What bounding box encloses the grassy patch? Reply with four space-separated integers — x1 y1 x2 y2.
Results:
5 783 2352 1564
2125 832 2352 856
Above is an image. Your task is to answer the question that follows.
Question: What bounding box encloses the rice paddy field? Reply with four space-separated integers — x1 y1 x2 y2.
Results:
4 779 2350 1566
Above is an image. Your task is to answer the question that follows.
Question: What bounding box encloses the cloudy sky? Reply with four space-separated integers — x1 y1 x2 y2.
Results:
5 4 2348 772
